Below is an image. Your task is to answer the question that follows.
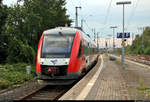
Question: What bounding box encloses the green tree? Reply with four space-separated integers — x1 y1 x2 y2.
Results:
7 37 35 64
126 27 150 55
21 0 72 48
0 1 8 63
3 0 72 64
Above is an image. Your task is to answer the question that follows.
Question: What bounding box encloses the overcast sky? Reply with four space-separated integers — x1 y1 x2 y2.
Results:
65 0 150 37
3 0 150 48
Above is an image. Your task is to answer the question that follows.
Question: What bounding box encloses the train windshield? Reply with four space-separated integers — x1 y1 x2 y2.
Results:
41 35 74 58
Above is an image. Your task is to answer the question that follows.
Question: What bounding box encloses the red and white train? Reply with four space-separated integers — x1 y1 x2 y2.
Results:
36 27 98 85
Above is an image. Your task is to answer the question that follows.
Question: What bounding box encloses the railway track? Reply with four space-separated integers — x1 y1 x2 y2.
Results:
126 54 150 62
21 60 98 101
22 85 73 100
0 58 98 101
124 54 150 65
114 54 150 66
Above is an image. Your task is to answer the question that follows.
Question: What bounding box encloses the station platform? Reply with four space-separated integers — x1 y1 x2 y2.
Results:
59 54 150 100
59 55 130 100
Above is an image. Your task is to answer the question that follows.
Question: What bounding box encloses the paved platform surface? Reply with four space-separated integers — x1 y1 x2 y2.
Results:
60 55 129 100
84 55 129 100
59 55 102 100
60 54 150 100
115 55 150 100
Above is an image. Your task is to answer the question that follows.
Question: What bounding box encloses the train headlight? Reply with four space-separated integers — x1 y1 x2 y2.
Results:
40 62 44 64
40 59 44 64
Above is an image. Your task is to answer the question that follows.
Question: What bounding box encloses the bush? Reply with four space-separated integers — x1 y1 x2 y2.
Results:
0 79 11 89
0 72 34 89
0 63 36 89
7 37 35 64
144 47 150 55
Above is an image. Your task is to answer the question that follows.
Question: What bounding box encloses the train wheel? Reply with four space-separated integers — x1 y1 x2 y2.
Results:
81 68 87 75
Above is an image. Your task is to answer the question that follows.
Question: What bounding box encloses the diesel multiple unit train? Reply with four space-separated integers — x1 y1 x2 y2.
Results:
36 27 98 85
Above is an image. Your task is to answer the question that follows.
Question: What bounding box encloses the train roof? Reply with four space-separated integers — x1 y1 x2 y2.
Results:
44 27 96 47
44 27 77 35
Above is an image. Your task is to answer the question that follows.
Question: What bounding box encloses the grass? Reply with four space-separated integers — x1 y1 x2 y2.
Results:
136 77 150 99
0 63 36 90
115 60 121 65
104 53 108 58
114 60 128 67
127 88 137 100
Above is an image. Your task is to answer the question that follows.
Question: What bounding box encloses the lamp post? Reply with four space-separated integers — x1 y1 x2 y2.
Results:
75 6 82 27
110 26 117 51
116 1 131 69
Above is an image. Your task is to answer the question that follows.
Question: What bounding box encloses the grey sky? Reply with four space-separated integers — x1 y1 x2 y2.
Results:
65 0 150 38
3 0 150 47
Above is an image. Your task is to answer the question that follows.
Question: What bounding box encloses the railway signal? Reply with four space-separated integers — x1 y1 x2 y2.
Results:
121 41 126 46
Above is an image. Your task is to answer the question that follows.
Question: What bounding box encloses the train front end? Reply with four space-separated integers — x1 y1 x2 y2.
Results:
36 27 81 85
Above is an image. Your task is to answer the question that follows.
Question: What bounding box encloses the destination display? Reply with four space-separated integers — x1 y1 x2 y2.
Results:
117 32 130 38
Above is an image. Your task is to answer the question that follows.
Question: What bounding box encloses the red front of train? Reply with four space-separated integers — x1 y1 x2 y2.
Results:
36 27 97 84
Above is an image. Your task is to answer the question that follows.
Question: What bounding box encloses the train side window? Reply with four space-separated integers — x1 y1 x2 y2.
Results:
77 41 82 58
83 44 86 55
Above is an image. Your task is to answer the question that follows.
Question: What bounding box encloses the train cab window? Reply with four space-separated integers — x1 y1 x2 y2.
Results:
41 34 74 58
77 41 82 58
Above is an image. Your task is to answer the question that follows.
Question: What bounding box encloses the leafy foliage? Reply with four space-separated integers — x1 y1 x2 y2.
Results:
7 37 35 64
125 27 150 55
0 0 72 64
0 63 36 89
0 4 9 63
0 0 71 89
